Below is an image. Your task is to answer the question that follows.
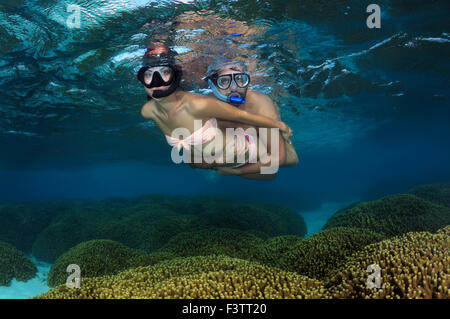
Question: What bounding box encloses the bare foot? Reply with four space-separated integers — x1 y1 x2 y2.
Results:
284 142 299 166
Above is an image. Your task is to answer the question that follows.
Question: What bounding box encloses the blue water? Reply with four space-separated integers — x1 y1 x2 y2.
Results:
1 1 449 208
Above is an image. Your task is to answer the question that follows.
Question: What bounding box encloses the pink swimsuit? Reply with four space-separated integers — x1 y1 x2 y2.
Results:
165 118 257 167
165 118 218 151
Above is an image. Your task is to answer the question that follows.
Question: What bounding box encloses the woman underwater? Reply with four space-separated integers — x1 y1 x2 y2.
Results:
138 46 292 175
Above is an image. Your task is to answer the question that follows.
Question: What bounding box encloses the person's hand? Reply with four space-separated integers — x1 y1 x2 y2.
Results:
278 121 292 137
281 131 293 144
278 121 293 144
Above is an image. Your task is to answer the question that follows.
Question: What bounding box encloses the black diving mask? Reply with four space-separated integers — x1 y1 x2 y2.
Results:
137 65 175 88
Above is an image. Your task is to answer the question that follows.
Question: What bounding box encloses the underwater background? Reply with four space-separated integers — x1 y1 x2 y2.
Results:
0 0 449 299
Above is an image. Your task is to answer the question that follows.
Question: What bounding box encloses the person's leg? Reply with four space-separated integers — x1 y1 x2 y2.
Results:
239 142 294 179
223 132 276 176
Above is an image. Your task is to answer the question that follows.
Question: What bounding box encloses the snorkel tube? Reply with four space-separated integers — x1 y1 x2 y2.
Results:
208 79 246 104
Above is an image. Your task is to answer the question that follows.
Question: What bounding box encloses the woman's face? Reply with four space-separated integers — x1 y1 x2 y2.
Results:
143 66 173 85
143 66 173 97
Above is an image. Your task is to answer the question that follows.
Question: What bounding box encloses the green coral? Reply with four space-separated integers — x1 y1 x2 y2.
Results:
0 241 37 286
194 202 307 238
94 206 197 252
47 240 151 287
32 214 98 263
138 251 178 265
256 227 385 280
408 183 450 208
159 228 265 260
253 235 303 269
0 202 57 253
31 203 194 262
29 196 307 263
327 228 450 298
323 194 450 237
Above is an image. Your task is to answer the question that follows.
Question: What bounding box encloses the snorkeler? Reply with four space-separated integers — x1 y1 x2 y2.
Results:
138 45 292 173
189 58 299 180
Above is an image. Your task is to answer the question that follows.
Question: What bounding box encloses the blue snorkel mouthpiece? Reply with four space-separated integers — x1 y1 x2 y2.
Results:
208 79 246 105
229 95 245 104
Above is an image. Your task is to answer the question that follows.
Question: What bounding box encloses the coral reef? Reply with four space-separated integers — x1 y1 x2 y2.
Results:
138 251 178 266
194 203 307 238
32 214 98 263
47 240 150 287
323 194 450 237
0 199 109 254
256 227 385 280
159 228 265 260
3 190 448 299
94 207 196 252
252 235 304 269
29 196 307 263
327 229 449 298
157 227 384 281
0 241 37 286
33 226 450 299
437 225 450 236
36 255 329 299
0 202 56 253
408 183 450 208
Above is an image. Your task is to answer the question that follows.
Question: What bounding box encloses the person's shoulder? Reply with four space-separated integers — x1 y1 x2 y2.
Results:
180 92 211 115
247 90 279 116
247 90 274 107
184 92 218 107
248 90 273 103
181 91 207 101
168 91 200 109
140 100 156 119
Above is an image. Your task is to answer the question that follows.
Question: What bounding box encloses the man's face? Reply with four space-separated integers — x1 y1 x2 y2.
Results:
216 66 249 103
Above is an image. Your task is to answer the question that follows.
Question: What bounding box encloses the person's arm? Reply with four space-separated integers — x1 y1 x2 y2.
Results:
256 93 297 165
254 94 288 166
187 96 292 137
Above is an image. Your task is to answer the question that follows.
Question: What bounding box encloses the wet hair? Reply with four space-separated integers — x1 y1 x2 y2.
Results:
142 44 178 67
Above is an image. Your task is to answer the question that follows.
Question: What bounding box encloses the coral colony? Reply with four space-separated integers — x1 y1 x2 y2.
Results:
1 184 448 299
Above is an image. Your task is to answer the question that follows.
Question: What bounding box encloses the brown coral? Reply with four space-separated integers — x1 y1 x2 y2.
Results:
35 255 329 299
327 230 449 299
